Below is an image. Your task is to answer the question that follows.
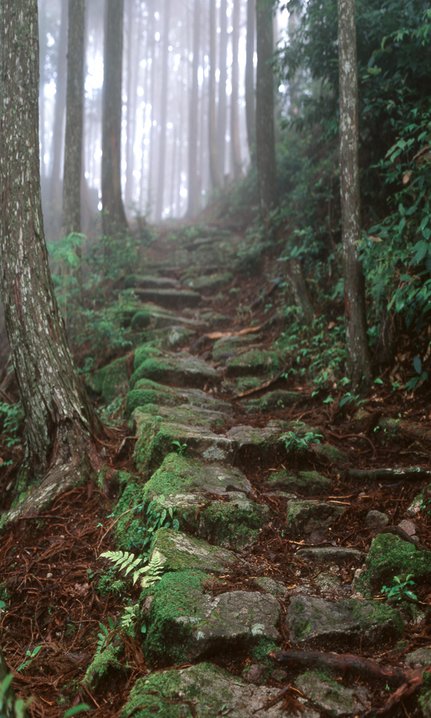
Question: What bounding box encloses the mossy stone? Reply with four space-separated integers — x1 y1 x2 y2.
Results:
266 469 331 496
130 311 152 330
125 380 182 419
85 354 129 403
225 349 281 378
356 532 431 594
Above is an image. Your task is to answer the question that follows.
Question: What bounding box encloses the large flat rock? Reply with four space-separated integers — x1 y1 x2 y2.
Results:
143 567 280 665
120 662 308 718
287 595 404 651
126 380 232 418
149 529 237 574
133 414 234 474
130 350 219 389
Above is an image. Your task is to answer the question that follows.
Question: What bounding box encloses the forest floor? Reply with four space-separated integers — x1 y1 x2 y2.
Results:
0 221 431 718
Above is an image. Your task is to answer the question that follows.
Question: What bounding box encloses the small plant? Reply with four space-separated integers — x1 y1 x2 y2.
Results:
172 440 187 456
381 574 418 602
126 497 180 554
0 673 32 718
404 355 428 393
281 426 322 454
17 644 43 672
100 549 165 588
0 401 24 447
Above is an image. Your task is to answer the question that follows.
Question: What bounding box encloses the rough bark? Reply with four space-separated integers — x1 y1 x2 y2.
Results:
186 0 201 218
209 0 223 191
217 0 228 180
155 0 171 222
101 0 129 237
62 0 85 238
338 0 371 389
0 0 101 520
284 258 314 323
245 0 256 159
230 0 243 181
256 0 279 223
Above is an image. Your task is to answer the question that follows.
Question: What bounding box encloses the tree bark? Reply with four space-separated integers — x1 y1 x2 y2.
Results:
217 0 228 181
230 0 243 181
101 0 129 237
62 0 85 238
155 0 171 222
337 0 371 389
256 0 279 223
245 0 256 160
0 0 101 521
186 0 201 218
209 0 223 191
49 0 68 236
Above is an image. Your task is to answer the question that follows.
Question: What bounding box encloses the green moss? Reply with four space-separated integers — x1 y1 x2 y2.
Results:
143 453 196 499
357 533 431 594
144 570 208 666
82 641 123 689
126 379 181 417
226 349 281 378
131 311 152 330
130 357 167 389
134 343 162 371
251 637 281 662
196 499 268 548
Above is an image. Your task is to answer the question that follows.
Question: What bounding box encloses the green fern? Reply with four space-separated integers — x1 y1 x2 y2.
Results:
100 549 165 588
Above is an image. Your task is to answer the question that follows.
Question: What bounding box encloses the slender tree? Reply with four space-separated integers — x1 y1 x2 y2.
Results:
101 0 129 236
62 0 85 237
245 0 256 159
338 0 371 388
186 0 201 217
209 0 223 191
155 0 171 222
255 0 279 222
217 0 228 181
0 0 101 521
230 0 243 181
49 0 68 233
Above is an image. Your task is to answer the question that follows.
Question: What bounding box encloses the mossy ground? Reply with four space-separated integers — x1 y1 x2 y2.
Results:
356 533 431 594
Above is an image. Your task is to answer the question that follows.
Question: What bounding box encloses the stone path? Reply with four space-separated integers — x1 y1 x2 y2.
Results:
85 227 431 717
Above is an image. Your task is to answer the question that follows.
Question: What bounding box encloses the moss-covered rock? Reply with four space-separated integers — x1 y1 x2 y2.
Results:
130 311 153 330
132 403 229 430
143 453 251 499
212 334 260 362
186 272 233 294
148 528 237 574
286 500 345 539
134 287 201 309
243 389 306 414
287 595 404 651
125 380 182 418
133 413 234 474
84 355 129 403
295 670 370 716
130 351 219 390
266 469 331 496
356 532 431 595
120 662 292 718
225 349 281 378
142 567 280 666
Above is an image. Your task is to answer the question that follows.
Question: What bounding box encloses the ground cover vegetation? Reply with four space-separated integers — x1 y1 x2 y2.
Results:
1 0 431 717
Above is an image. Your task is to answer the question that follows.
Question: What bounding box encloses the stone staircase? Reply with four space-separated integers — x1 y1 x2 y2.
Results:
84 227 431 718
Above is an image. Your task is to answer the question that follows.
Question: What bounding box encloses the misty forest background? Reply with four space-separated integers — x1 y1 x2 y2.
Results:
2 0 431 397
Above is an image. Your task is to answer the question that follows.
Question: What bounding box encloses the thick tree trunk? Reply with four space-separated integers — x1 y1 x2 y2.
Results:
217 0 228 181
338 0 371 389
209 0 223 191
230 0 243 181
0 0 101 521
186 0 201 218
245 0 256 159
102 0 129 237
256 0 279 223
155 0 171 222
62 0 85 237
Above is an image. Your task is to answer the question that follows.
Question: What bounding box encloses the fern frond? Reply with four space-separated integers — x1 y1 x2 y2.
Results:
100 549 165 588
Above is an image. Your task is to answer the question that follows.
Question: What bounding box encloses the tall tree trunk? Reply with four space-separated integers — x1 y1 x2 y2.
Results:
209 0 222 191
255 0 278 223
49 0 68 235
245 0 256 159
338 0 371 389
0 0 101 521
62 0 85 237
146 1 157 218
230 0 243 181
101 0 129 237
186 0 201 218
155 0 171 222
217 0 228 181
